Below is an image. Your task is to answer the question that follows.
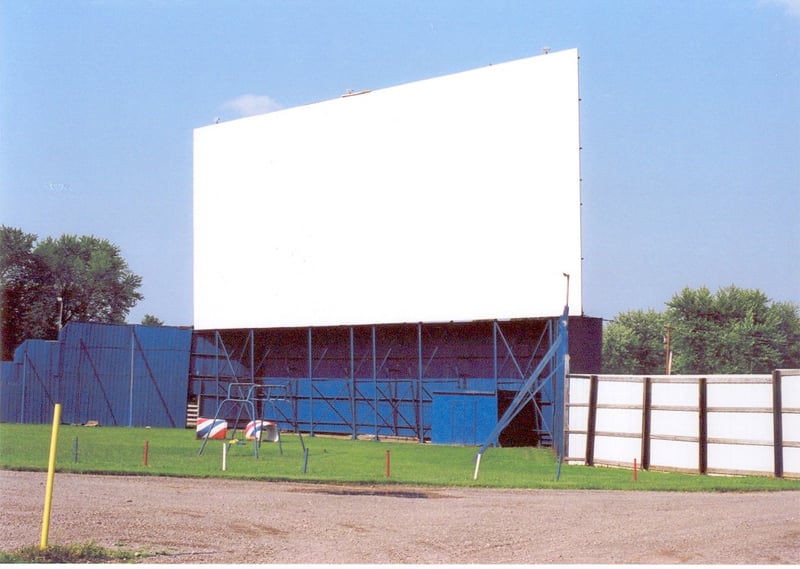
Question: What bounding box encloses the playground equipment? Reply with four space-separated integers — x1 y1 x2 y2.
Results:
197 382 289 458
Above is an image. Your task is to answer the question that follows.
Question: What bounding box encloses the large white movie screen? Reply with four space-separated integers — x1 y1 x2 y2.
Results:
194 48 582 329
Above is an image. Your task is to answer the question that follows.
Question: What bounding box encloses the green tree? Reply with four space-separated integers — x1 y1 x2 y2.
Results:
602 309 668 374
34 234 143 328
667 285 800 374
0 228 143 359
141 314 164 326
0 227 51 359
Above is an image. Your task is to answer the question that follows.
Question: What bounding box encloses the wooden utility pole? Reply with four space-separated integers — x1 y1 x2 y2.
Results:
665 324 672 374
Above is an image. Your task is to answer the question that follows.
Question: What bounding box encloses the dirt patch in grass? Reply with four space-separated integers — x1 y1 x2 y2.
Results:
1 470 798 564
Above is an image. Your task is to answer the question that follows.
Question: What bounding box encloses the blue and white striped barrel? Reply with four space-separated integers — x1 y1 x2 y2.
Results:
196 417 228 440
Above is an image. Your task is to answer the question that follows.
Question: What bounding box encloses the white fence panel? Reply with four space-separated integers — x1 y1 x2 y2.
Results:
652 409 696 438
707 442 775 475
651 439 697 470
652 381 696 406
708 382 772 408
596 378 640 406
785 447 800 474
783 371 800 406
595 407 640 435
565 370 799 478
707 411 773 442
595 435 640 465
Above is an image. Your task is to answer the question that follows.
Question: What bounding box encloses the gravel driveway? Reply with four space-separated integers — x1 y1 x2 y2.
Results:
1 470 798 564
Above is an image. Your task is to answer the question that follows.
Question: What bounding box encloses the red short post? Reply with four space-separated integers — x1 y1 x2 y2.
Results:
143 440 149 467
633 457 638 482
385 450 390 478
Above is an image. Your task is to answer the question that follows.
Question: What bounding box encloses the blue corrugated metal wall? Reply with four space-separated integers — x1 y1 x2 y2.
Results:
0 322 192 427
0 339 60 423
432 391 497 445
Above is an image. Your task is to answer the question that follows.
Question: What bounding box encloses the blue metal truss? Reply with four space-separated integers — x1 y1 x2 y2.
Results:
473 306 569 479
189 317 561 444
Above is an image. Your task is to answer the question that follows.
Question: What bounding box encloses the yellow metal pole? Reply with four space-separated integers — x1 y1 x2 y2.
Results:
40 403 62 550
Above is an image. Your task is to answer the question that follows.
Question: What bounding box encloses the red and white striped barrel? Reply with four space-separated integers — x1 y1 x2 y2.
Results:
245 420 279 442
196 417 228 440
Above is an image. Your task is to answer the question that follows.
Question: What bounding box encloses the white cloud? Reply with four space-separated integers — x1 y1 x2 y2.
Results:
759 0 800 18
222 94 282 118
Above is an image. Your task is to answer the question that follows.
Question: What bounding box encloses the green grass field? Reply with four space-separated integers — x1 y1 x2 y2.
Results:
1 423 798 492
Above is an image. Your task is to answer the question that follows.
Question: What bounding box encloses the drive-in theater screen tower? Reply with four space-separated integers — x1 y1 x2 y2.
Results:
192 48 601 447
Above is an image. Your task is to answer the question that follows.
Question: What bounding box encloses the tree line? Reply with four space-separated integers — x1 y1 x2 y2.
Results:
2 225 798 373
602 285 800 374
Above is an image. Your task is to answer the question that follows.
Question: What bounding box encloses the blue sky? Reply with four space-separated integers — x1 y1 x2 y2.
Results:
1 0 798 326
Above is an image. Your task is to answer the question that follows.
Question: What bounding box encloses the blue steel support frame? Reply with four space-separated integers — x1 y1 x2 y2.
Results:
213 331 240 410
553 313 568 478
250 329 255 383
493 321 498 396
189 316 562 445
350 327 357 439
493 319 554 444
308 328 314 436
312 327 422 439
475 306 569 477
418 323 424 442
372 326 379 440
